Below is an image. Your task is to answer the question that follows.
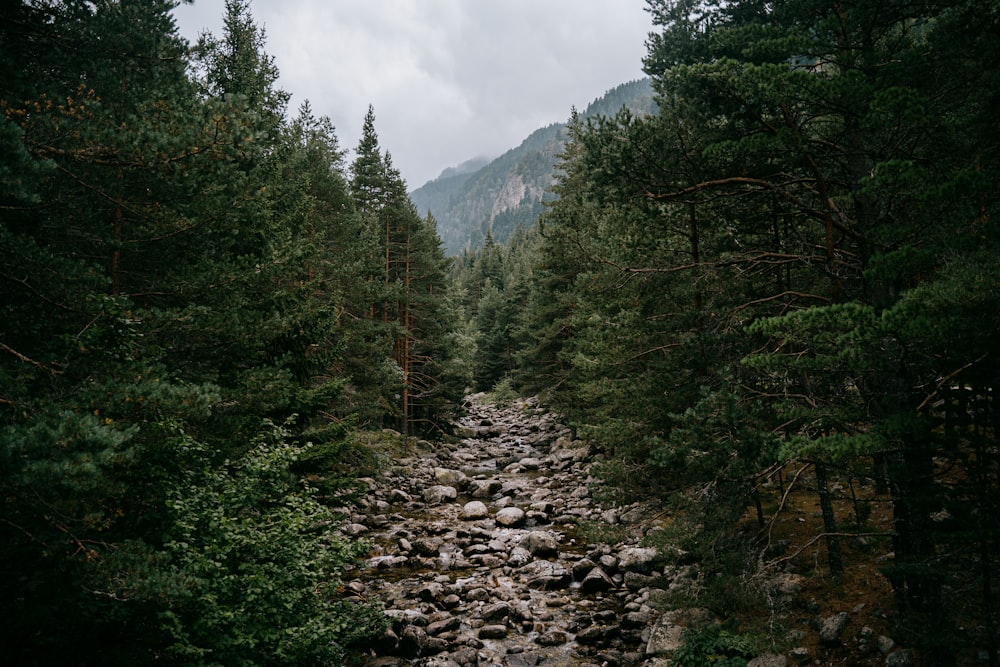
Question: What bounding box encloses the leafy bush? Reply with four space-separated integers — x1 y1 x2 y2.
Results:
154 419 386 665
671 625 759 667
486 375 519 407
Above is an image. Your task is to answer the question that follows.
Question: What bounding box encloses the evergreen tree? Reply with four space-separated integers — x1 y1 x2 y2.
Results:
0 2 387 662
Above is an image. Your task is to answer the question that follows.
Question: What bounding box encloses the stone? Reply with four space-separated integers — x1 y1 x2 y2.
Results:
480 601 510 623
420 656 460 667
522 530 560 557
478 624 508 639
617 547 658 574
819 611 850 644
505 653 541 667
885 650 914 667
575 624 615 644
535 629 569 646
469 478 502 498
398 625 427 657
788 647 810 663
877 635 896 654
422 485 458 505
579 566 615 593
412 537 443 556
623 571 654 590
747 655 788 667
572 557 597 580
460 500 489 520
465 587 490 602
496 506 526 526
507 546 532 567
389 488 411 503
520 559 572 589
645 615 685 656
426 615 461 636
434 467 468 488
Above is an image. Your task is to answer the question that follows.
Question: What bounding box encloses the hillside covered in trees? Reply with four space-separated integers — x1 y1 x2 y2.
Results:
2 1 999 666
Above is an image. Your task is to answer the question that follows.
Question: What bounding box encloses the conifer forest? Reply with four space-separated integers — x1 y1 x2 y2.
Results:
2 1 998 666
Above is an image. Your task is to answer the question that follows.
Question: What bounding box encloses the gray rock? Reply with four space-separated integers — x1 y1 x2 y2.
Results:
535 628 569 646
645 614 685 656
819 611 850 644
479 601 510 623
747 655 788 667
572 557 597 580
426 615 461 636
464 587 490 602
343 522 369 536
877 635 896 654
505 653 542 667
522 530 560 557
389 488 411 503
885 650 914 667
520 559 572 589
422 485 458 505
398 625 427 657
623 571 654 590
496 506 526 526
460 500 489 519
419 657 461 667
507 545 532 567
412 537 443 556
788 646 810 663
478 624 508 639
469 478 502 498
579 566 615 593
434 467 468 488
618 547 658 574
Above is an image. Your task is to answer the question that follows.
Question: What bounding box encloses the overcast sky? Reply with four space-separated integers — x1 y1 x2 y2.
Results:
172 0 653 189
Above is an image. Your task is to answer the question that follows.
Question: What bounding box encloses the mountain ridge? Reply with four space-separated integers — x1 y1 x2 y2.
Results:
411 78 656 255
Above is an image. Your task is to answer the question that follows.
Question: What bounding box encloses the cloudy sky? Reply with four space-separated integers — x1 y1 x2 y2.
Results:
172 0 653 189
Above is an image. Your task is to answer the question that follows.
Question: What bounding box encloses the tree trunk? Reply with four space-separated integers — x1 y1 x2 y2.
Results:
814 461 844 579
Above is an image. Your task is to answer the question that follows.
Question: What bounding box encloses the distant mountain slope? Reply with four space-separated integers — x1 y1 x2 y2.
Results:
411 78 656 255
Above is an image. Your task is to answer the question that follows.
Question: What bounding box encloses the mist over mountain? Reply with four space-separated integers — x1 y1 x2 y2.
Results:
411 78 656 255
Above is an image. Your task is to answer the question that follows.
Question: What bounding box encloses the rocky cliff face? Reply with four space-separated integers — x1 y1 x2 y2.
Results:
410 78 656 256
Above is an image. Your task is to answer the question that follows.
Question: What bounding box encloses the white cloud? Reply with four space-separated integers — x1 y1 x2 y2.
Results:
172 0 651 187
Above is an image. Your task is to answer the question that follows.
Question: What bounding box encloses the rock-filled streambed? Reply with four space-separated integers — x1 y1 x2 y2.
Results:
339 394 916 667
344 393 687 667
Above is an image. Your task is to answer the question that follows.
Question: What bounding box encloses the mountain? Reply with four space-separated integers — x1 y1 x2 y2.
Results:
411 78 657 256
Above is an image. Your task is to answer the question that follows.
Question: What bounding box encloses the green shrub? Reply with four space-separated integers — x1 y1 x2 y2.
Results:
671 625 759 667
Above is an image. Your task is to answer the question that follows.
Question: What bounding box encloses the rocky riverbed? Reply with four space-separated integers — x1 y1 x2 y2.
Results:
343 393 686 666
341 394 913 667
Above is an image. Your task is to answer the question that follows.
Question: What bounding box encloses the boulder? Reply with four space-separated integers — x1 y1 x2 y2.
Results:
579 566 615 593
478 624 508 639
520 559 572 589
469 479 502 498
434 467 469 488
496 506 526 526
422 485 458 505
818 611 850 644
522 530 560 557
507 546 533 567
460 500 489 520
618 547 658 574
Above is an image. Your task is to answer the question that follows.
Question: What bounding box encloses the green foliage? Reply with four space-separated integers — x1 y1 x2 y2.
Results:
485 375 519 408
155 419 385 666
671 625 759 667
1 1 462 663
